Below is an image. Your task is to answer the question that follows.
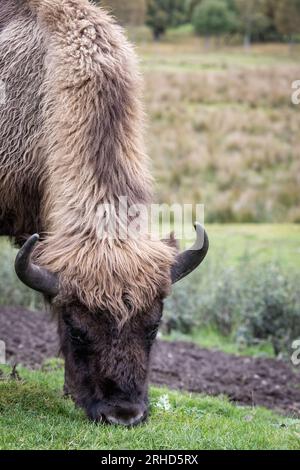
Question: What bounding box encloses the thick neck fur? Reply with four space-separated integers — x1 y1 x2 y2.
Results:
0 0 175 320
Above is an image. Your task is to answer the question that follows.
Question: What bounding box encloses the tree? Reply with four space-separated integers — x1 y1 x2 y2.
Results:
234 0 270 49
258 0 279 42
100 0 146 26
186 0 238 21
274 0 300 47
185 0 202 21
146 0 188 40
192 0 238 46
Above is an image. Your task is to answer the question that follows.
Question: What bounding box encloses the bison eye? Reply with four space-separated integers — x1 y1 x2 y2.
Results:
63 315 89 345
68 327 88 345
146 320 161 342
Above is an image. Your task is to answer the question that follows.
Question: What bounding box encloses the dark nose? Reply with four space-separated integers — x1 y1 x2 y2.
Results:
105 402 147 426
89 401 147 426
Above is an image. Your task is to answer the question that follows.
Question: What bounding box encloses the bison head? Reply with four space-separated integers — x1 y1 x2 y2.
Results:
15 224 208 426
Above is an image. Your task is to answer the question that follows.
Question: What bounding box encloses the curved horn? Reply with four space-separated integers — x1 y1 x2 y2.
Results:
171 223 209 284
15 234 59 297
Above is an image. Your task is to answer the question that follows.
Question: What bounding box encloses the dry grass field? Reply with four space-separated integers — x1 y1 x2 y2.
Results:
137 40 300 223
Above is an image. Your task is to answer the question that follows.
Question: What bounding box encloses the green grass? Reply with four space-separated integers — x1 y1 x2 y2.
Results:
169 224 300 270
141 53 296 72
0 365 299 450
139 41 300 73
164 327 274 358
204 224 300 270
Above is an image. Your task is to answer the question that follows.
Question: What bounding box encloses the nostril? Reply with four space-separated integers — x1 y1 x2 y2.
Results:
105 404 147 427
86 401 147 426
106 411 145 427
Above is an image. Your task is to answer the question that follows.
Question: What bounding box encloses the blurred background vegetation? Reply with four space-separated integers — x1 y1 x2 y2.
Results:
98 0 300 223
1 0 300 359
100 0 300 47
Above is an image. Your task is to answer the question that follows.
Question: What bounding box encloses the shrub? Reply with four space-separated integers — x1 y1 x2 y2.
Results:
164 258 241 336
192 0 238 38
238 264 300 355
0 239 43 310
164 257 300 356
146 0 188 40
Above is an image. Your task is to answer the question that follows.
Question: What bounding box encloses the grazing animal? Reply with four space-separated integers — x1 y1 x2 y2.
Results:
0 0 208 426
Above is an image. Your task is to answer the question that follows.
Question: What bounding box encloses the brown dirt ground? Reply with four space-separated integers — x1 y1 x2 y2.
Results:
0 307 300 416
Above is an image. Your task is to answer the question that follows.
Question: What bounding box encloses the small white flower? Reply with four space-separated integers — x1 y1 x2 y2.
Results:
156 394 172 412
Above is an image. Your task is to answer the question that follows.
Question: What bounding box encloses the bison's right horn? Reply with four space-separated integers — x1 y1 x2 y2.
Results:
171 223 209 284
15 234 59 297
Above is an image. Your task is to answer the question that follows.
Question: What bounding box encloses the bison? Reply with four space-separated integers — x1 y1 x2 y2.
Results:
0 0 208 426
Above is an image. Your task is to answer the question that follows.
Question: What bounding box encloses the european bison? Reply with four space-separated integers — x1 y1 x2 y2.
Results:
0 0 208 425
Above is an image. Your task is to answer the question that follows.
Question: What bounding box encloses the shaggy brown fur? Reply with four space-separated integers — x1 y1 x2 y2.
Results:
0 0 175 322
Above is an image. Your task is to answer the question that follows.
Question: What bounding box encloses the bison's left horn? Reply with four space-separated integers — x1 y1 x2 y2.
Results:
171 223 209 284
15 234 59 297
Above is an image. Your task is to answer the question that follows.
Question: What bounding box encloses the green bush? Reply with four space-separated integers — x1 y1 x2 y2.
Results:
146 0 188 40
0 239 43 310
238 264 300 355
164 258 300 356
192 0 238 37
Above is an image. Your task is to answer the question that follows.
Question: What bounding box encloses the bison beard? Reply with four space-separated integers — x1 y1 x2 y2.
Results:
0 0 209 426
